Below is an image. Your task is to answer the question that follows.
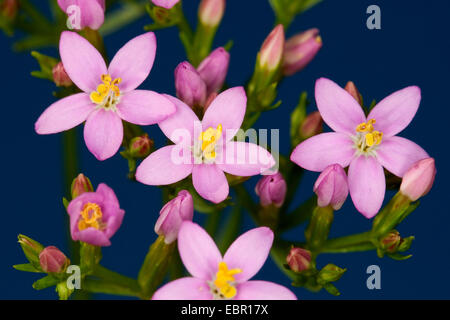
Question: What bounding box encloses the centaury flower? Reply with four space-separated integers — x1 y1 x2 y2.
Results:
58 0 105 30
135 87 276 204
291 78 429 218
35 31 175 160
152 221 297 300
67 183 125 247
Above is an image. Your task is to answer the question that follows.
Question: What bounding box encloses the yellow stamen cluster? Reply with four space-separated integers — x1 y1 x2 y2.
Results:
356 119 383 147
90 74 122 105
78 202 104 231
198 124 222 160
213 262 242 299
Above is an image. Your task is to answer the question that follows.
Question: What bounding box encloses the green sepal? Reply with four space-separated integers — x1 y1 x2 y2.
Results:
32 275 60 290
30 51 58 81
13 263 42 273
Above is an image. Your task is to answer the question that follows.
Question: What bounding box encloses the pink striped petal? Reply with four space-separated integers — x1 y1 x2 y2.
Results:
135 145 193 185
235 281 297 300
116 90 175 125
83 109 123 160
376 136 429 177
201 87 247 141
59 31 107 93
178 221 222 280
368 86 421 137
152 277 212 300
108 33 157 92
348 156 385 218
290 132 354 172
35 93 93 134
192 164 229 204
223 227 273 283
217 142 276 176
315 78 366 135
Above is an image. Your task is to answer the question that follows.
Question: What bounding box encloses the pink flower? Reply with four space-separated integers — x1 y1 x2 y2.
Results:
255 172 287 207
152 221 297 300
259 24 285 72
313 164 349 210
400 157 436 201
291 78 429 218
35 31 175 160
67 183 125 246
39 246 70 273
152 0 179 9
58 0 105 30
198 0 226 28
155 190 194 244
135 87 276 204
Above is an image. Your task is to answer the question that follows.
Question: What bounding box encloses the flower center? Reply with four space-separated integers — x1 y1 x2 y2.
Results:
78 202 105 231
353 118 383 155
90 74 122 111
209 262 242 300
195 124 223 162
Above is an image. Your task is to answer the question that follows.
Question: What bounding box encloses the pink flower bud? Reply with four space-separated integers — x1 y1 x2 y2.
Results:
255 172 287 208
300 111 323 139
198 0 225 28
129 134 153 158
314 164 349 210
175 61 207 108
155 190 194 244
259 24 285 72
39 246 70 273
380 230 401 253
197 47 230 95
344 81 363 106
1 0 18 20
52 62 73 87
286 247 311 273
283 28 322 76
400 158 436 201
151 0 179 9
71 173 94 199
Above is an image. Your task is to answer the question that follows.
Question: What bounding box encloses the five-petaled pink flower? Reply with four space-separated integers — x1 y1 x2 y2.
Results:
152 221 297 300
136 87 276 204
290 78 429 218
35 31 175 160
58 0 105 30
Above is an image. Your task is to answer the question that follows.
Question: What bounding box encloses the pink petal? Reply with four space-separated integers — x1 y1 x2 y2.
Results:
290 132 354 172
59 31 107 93
216 142 276 176
158 95 200 146
315 78 366 135
192 164 229 204
83 109 123 160
151 0 180 9
73 228 111 247
135 145 193 185
368 86 421 137
116 90 175 125
348 156 385 218
152 277 211 300
178 221 222 280
376 136 429 177
58 0 105 30
223 227 273 283
108 32 157 92
235 281 297 300
35 93 93 134
201 87 247 140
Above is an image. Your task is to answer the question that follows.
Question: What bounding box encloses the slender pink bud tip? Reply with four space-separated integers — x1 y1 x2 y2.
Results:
39 246 70 273
400 158 436 201
314 164 349 210
255 172 287 207
344 81 363 106
52 62 73 87
129 134 153 158
198 0 225 27
71 173 94 199
286 247 311 273
259 24 285 72
300 111 323 139
175 61 207 108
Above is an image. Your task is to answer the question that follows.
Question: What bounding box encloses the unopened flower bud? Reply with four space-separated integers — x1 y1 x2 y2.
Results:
258 24 285 72
255 172 287 208
283 28 322 76
299 111 323 139
317 264 346 284
380 230 401 253
197 47 230 95
344 81 362 106
129 134 153 158
71 173 94 199
155 190 194 244
175 61 207 108
314 164 348 210
52 62 73 87
400 158 436 201
198 0 225 28
18 234 44 267
151 0 179 9
1 0 18 20
286 247 311 273
39 246 70 273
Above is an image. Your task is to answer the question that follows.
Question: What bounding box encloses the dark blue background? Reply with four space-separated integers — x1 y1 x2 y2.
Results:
1 0 448 299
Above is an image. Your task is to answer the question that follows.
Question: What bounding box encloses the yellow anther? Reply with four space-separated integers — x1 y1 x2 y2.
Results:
364 130 383 147
78 202 104 231
90 74 122 105
199 124 223 160
356 118 376 133
213 262 242 299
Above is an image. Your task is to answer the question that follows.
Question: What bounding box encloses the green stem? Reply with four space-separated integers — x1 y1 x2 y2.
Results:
92 265 140 291
320 231 374 253
83 278 142 299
